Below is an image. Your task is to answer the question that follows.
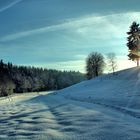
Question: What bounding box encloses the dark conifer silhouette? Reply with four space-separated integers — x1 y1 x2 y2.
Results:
0 60 85 97
127 22 140 66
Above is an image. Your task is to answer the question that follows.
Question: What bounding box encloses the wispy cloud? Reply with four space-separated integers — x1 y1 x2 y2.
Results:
0 0 22 13
0 12 140 42
0 24 66 42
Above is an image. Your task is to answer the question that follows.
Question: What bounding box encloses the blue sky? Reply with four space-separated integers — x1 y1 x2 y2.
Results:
0 0 140 72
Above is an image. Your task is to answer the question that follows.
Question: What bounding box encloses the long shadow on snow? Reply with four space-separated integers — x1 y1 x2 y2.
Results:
23 94 82 133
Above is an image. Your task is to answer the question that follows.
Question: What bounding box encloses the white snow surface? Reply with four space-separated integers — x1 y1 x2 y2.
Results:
1 67 140 140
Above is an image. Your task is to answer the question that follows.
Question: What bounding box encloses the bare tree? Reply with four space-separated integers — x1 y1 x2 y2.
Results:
106 53 117 74
86 52 105 79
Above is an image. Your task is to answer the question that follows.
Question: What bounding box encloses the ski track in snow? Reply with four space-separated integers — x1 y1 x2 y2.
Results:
0 93 140 140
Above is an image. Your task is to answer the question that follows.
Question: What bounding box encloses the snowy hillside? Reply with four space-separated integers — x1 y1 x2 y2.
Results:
1 67 140 140
59 67 140 114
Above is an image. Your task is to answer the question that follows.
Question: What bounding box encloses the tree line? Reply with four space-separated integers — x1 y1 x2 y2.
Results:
0 60 85 97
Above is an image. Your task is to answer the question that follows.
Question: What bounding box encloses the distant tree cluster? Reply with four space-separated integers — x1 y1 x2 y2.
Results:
86 52 117 79
0 60 85 97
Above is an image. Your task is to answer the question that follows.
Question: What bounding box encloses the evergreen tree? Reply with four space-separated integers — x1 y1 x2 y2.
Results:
0 60 85 96
127 21 140 66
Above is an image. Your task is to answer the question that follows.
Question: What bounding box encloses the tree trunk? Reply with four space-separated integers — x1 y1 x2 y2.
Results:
137 58 139 66
112 66 115 75
95 67 98 77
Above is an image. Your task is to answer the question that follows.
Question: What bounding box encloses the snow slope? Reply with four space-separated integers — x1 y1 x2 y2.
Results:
1 67 140 140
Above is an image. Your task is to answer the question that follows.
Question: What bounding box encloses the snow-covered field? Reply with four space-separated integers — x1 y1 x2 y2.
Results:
1 67 140 140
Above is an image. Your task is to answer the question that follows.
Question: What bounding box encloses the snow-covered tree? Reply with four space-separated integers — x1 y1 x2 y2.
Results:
0 60 85 96
0 63 15 96
127 22 140 66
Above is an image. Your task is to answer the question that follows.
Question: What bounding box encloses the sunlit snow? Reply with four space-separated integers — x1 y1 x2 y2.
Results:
1 67 140 139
